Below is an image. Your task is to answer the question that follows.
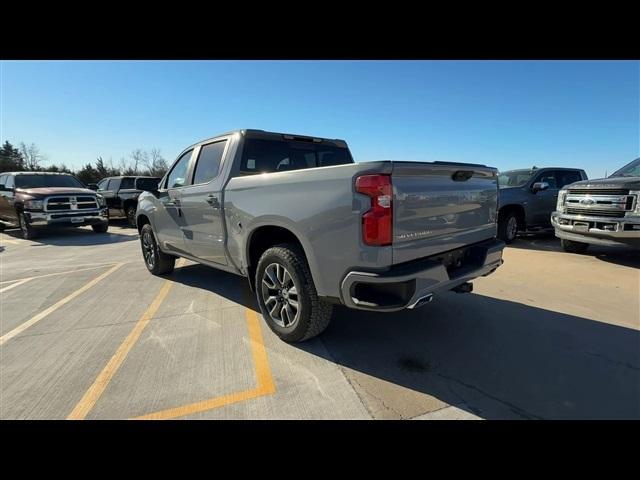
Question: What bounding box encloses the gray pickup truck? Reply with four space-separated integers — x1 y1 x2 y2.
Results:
136 129 505 342
552 157 640 252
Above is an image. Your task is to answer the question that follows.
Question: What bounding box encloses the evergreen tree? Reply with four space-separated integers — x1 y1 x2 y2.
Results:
0 140 25 172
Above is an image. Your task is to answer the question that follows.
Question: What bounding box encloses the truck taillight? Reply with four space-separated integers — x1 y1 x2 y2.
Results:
355 174 393 246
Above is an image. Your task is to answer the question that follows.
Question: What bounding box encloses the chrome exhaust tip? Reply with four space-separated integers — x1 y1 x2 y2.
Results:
407 293 434 309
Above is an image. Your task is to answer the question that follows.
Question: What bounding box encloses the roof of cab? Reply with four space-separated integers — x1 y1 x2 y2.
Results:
186 129 349 151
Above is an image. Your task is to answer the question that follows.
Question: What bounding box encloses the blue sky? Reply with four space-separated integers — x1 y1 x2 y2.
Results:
2 60 638 179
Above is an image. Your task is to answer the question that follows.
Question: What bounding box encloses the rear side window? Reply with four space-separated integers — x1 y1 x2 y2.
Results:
97 178 109 190
4 175 14 189
120 177 135 189
193 140 227 184
239 138 352 175
0 175 6 186
556 171 582 188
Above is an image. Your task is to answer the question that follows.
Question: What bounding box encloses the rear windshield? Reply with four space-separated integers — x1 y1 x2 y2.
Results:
15 174 85 189
239 138 353 175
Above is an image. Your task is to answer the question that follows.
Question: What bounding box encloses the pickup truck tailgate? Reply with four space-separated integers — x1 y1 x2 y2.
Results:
392 161 498 265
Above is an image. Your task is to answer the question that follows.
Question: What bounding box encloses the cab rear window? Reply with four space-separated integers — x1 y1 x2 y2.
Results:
239 138 352 175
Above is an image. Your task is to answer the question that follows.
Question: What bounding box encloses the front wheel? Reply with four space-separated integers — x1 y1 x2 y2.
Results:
18 212 38 240
256 243 333 343
126 206 137 228
92 222 109 233
140 224 175 275
561 238 589 253
498 211 519 244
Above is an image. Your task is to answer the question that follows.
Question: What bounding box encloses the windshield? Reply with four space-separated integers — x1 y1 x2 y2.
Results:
610 158 640 178
15 174 85 189
497 169 535 188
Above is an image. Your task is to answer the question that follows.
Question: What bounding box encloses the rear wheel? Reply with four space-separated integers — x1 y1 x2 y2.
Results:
92 222 109 233
498 211 519 243
18 212 38 240
140 223 175 275
256 243 332 343
126 206 137 228
561 238 589 253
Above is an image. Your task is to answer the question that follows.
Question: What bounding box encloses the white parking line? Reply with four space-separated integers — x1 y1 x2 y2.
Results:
0 263 123 286
0 263 124 346
0 278 32 294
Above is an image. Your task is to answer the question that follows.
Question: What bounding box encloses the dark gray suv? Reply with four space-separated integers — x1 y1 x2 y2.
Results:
497 167 587 243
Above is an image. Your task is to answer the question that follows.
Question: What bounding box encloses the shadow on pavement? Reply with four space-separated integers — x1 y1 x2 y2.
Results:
509 236 640 268
1 224 137 247
167 262 640 420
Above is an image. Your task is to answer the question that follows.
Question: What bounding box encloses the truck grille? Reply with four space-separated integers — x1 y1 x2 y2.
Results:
567 188 629 195
45 196 98 212
565 208 625 218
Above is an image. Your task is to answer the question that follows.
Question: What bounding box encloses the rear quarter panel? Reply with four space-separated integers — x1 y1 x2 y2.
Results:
223 162 392 298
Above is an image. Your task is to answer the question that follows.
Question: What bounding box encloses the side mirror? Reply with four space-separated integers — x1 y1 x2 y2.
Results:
532 182 549 193
135 178 159 192
87 183 99 191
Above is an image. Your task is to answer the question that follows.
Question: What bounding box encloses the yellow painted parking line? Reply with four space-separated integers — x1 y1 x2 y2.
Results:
0 263 124 346
133 308 275 420
67 259 186 420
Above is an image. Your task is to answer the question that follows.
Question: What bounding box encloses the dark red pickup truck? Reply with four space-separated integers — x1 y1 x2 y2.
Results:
0 171 109 239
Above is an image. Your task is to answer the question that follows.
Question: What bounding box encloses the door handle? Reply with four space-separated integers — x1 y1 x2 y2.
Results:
206 195 220 208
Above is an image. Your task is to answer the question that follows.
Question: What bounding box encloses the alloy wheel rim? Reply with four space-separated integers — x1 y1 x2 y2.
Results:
142 231 155 269
260 263 300 328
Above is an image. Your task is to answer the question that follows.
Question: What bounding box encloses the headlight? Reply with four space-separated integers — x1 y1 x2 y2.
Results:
24 200 44 211
556 189 568 213
630 191 640 214
96 195 106 207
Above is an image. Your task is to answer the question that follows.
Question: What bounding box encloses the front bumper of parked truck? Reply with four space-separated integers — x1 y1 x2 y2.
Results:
25 208 109 228
551 212 640 248
340 238 505 312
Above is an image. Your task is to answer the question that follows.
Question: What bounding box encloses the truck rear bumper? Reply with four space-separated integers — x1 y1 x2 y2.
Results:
551 212 640 248
340 238 504 312
26 208 109 228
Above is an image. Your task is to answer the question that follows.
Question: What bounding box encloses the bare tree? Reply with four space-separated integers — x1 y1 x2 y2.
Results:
129 149 147 175
19 142 45 171
142 148 168 177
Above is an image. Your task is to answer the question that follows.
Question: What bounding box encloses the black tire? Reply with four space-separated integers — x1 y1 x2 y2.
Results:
17 212 38 240
92 222 109 233
498 210 519 244
126 206 137 228
561 238 589 253
140 223 175 275
256 243 333 343
0 222 5 231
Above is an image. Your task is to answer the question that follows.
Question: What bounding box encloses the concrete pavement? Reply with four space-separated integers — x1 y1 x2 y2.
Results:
1 223 638 419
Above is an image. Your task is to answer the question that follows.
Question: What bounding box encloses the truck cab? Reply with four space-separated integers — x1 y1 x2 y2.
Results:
497 167 587 243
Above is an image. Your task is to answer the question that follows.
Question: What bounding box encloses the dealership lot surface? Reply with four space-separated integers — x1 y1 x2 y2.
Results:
1 223 638 419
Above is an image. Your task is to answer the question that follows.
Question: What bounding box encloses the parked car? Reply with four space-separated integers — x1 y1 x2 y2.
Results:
92 176 160 227
0 171 108 239
552 157 640 252
497 167 587 243
135 129 505 342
